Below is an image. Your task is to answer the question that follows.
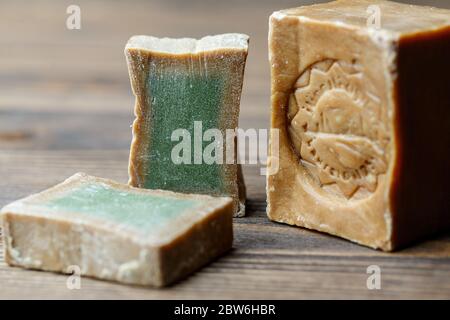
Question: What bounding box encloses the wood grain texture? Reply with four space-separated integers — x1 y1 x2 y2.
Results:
0 0 449 299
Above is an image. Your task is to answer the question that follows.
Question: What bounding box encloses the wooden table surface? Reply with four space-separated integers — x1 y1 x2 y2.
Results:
1 0 449 299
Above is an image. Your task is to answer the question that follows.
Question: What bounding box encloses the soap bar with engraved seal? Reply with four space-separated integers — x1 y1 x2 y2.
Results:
267 0 450 251
0 173 233 286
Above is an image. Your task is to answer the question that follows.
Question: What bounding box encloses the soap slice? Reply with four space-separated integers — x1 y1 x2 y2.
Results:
268 0 450 251
125 34 248 217
0 173 233 286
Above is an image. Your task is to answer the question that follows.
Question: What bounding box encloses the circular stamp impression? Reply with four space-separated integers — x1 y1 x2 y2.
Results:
287 59 389 200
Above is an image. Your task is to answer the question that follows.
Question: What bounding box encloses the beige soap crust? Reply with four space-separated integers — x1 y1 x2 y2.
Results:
1 173 234 286
125 34 248 217
267 0 450 251
275 0 450 35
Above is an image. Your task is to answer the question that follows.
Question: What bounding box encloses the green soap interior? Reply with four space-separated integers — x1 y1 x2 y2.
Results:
143 64 226 195
44 183 199 231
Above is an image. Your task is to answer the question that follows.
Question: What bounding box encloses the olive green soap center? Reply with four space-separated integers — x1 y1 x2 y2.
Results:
144 65 226 195
45 183 198 231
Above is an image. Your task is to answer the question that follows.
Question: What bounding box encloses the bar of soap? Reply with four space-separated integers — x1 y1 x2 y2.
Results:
268 0 450 251
0 173 233 286
125 34 249 217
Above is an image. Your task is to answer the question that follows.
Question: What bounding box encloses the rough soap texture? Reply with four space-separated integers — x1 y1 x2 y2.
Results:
125 34 248 217
0 173 233 286
268 0 450 251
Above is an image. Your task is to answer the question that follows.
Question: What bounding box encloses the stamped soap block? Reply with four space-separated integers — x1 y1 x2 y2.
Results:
0 173 233 286
268 0 450 250
125 34 248 217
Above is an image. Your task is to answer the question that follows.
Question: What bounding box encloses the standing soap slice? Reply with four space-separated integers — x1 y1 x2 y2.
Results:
0 173 233 286
125 34 248 217
268 0 450 251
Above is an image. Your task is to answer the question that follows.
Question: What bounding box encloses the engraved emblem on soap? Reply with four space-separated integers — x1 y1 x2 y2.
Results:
287 59 388 199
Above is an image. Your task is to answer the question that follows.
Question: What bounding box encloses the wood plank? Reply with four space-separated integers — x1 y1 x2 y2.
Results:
0 150 449 299
0 0 449 300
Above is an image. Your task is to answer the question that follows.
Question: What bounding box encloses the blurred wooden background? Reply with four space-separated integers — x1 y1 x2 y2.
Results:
0 0 449 299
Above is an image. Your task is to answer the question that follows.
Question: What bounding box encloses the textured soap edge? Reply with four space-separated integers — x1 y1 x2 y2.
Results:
125 33 249 55
158 200 233 285
272 0 450 37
